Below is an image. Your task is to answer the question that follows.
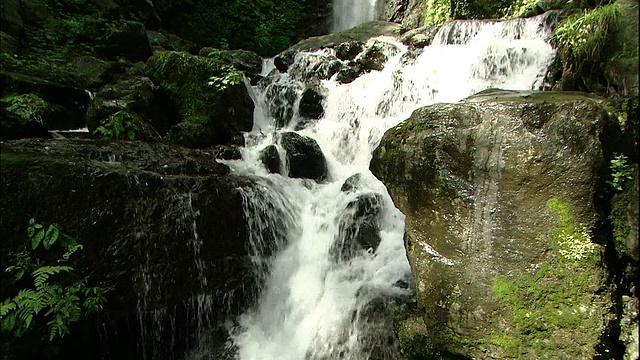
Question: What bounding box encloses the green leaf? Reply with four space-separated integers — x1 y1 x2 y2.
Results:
31 229 45 250
43 225 60 250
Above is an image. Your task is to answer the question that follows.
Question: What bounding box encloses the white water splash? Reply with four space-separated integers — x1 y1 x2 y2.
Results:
226 13 556 360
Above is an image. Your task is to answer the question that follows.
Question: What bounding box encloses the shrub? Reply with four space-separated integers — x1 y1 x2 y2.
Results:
1 219 106 341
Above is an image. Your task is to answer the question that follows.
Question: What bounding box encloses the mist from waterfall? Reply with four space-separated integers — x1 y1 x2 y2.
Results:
222 13 557 360
332 0 382 32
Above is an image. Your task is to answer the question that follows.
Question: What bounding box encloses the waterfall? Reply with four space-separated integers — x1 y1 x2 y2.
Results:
223 13 556 360
332 0 382 32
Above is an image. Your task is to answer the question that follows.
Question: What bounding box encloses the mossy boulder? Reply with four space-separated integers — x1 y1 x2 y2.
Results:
1 72 90 130
0 139 257 359
145 51 254 148
86 76 177 140
371 90 620 359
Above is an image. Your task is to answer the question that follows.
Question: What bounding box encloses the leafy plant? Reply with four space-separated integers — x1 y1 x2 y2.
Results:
1 94 50 123
94 111 140 140
607 153 632 191
1 219 106 341
208 65 244 91
554 4 621 61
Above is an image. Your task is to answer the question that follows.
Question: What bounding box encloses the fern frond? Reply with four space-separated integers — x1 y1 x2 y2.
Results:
0 298 16 318
32 266 73 291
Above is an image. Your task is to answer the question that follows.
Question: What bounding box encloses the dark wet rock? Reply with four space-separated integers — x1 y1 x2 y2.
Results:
264 82 298 128
341 173 364 192
336 63 364 84
336 41 364 61
1 72 90 130
359 45 388 72
274 52 295 73
288 52 342 81
299 85 325 119
0 138 258 359
280 131 327 181
331 193 383 261
259 144 281 174
212 145 242 160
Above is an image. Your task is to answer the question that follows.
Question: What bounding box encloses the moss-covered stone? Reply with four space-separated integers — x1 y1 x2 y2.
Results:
145 51 254 147
371 90 619 359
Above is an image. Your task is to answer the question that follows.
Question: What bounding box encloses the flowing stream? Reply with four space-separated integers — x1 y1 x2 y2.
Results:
222 13 557 360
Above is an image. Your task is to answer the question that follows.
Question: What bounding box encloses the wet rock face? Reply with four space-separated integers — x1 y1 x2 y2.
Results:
331 193 383 261
280 131 328 182
371 91 622 359
335 41 364 61
0 139 257 359
259 144 281 174
298 85 325 119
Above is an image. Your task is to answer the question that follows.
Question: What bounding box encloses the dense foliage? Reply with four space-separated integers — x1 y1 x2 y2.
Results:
0 219 106 341
153 0 312 56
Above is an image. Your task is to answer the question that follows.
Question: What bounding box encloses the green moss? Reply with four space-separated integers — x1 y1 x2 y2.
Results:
488 198 608 358
610 166 638 258
398 316 438 359
0 153 34 167
547 198 600 267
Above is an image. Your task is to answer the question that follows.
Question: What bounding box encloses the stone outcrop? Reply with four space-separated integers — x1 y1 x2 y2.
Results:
145 51 254 148
371 90 626 359
0 139 259 359
280 131 328 182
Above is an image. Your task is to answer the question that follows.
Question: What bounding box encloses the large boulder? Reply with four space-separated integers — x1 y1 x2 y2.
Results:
86 76 177 140
1 72 91 130
146 51 254 148
370 90 623 359
0 139 258 359
280 131 328 181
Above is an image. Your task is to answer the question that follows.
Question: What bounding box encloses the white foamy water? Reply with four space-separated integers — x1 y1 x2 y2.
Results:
224 13 557 360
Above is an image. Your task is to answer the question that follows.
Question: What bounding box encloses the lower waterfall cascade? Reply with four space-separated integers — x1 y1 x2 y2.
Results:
221 13 557 360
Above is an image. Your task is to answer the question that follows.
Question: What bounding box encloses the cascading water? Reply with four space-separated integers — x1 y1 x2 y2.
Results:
223 13 557 360
332 0 382 32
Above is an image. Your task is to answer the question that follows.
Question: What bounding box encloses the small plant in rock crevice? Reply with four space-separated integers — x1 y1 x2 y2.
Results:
607 153 633 191
0 219 106 341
